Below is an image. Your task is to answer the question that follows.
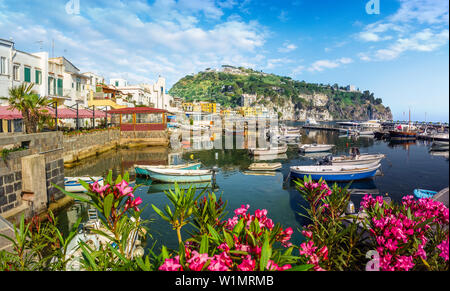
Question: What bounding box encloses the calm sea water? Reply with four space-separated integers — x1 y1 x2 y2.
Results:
58 124 449 251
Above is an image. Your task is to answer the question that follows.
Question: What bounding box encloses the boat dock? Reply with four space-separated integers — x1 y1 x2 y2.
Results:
302 125 342 131
433 187 449 207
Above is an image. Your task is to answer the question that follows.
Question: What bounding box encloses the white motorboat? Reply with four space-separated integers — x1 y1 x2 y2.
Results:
248 162 282 171
327 153 385 166
249 144 288 156
299 143 335 153
64 177 104 193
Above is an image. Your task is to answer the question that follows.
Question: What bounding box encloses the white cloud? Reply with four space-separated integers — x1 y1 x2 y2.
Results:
357 0 449 61
278 42 297 53
307 57 353 72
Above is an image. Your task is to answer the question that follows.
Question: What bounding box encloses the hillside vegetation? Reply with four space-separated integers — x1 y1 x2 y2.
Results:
169 66 392 120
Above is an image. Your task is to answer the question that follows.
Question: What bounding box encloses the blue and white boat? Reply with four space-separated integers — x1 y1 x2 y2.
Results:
134 162 202 176
413 189 438 199
143 168 214 183
290 163 381 182
64 177 104 193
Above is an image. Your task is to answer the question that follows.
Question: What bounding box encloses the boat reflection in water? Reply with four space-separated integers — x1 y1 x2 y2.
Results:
135 177 219 194
253 153 288 161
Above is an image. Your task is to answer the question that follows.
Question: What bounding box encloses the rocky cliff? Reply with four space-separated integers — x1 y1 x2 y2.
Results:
169 66 393 121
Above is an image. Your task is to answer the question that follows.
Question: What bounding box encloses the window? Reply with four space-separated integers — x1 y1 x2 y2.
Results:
35 70 42 84
13 65 20 81
121 114 134 124
115 81 119 87
0 57 6 75
136 113 163 124
57 79 63 96
24 67 31 82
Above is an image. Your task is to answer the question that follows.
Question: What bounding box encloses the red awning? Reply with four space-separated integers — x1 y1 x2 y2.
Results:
0 106 109 120
0 106 22 120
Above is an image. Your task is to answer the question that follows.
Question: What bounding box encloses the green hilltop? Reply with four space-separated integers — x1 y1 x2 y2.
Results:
169 65 392 120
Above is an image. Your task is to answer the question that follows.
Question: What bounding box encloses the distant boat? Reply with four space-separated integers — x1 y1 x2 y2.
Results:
142 168 214 183
298 144 335 153
325 153 385 166
249 144 288 156
248 162 282 171
413 189 438 199
389 110 417 141
65 177 103 193
430 141 449 151
305 118 319 126
290 163 381 182
135 162 202 176
359 120 381 129
429 132 449 142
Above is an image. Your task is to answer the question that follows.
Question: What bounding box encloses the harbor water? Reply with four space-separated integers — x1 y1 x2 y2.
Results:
57 125 449 251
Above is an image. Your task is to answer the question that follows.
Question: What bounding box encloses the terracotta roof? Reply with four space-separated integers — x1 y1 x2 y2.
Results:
108 107 167 114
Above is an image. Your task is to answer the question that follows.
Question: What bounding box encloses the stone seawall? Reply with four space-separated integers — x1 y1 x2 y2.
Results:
62 128 169 166
0 132 64 219
62 128 121 165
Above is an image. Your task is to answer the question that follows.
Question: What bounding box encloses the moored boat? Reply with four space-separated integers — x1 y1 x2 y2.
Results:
299 143 335 153
290 163 381 181
64 177 103 193
413 189 438 199
143 168 214 183
248 162 282 171
135 162 202 176
249 144 288 156
326 153 385 166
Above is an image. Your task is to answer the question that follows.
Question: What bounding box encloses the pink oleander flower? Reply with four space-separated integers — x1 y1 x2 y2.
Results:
116 180 133 197
92 181 109 196
234 204 250 216
299 240 317 257
302 230 313 239
187 251 210 271
218 243 230 252
237 255 256 271
159 256 182 271
208 252 232 271
437 238 449 261
394 255 414 271
125 197 142 212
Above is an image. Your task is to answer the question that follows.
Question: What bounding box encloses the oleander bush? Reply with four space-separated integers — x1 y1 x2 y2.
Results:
0 172 448 271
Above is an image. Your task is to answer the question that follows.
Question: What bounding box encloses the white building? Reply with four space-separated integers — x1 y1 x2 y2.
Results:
49 57 90 107
1 38 47 103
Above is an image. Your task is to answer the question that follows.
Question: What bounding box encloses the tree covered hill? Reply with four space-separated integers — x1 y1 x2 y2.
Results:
169 66 392 120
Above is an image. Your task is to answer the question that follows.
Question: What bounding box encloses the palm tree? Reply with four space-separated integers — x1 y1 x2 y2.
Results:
1 83 50 133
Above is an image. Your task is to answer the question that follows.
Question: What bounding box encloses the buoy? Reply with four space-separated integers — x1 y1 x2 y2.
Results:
190 154 194 160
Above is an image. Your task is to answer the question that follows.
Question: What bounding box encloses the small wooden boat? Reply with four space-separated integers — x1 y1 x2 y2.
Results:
64 177 103 193
248 162 282 171
328 153 385 166
299 144 335 153
135 162 202 176
243 171 277 176
413 189 438 199
143 168 214 183
249 144 288 156
290 163 381 181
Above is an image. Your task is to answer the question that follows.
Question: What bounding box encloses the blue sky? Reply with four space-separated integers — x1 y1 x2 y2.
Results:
0 0 448 121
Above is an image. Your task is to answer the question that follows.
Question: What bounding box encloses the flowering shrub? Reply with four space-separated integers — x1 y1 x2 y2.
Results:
157 200 307 271
361 194 449 271
295 176 370 271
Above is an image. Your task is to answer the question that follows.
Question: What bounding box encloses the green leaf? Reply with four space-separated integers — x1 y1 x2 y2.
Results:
288 264 314 271
259 233 271 271
103 194 114 219
199 234 209 254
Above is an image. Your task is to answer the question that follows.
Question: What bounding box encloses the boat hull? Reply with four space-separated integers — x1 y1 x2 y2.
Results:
64 177 103 193
299 144 334 153
389 131 417 141
144 168 213 183
290 164 380 181
135 163 202 176
413 189 437 199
